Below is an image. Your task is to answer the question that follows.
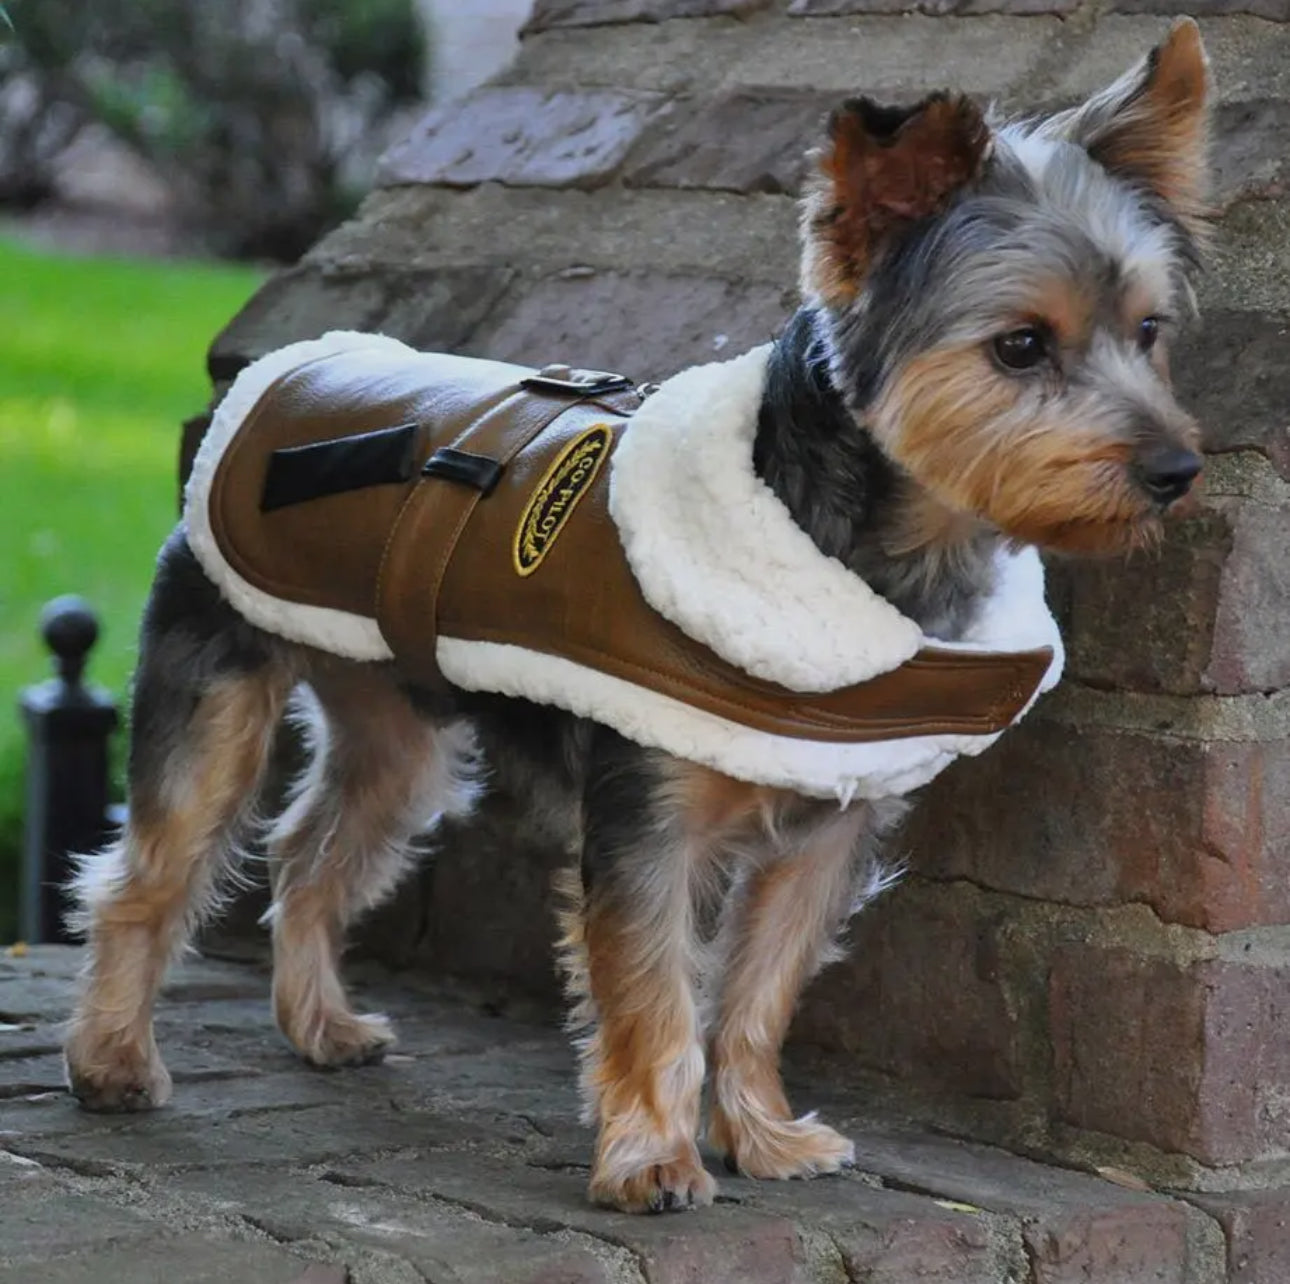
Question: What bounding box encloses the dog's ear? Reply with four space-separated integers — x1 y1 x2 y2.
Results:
801 92 990 306
1041 19 1210 234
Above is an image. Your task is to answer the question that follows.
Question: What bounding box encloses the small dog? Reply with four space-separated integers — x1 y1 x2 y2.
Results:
65 21 1210 1214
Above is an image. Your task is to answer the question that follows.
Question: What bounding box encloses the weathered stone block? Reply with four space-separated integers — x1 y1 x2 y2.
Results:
1212 102 1290 208
793 881 1028 1099
1192 1189 1290 1284
1047 511 1232 696
525 0 772 29
1050 943 1290 1165
1051 461 1290 696
0 1243 333 1284
740 1176 1007 1283
1052 17 1290 108
1205 495 1290 693
337 1151 807 1284
908 704 1290 932
1022 1203 1191 1284
207 263 513 381
411 802 568 1004
624 89 835 194
165 1165 627 1284
1177 311 1290 478
305 184 801 287
1111 0 1288 17
471 269 795 379
791 0 1077 13
378 87 667 189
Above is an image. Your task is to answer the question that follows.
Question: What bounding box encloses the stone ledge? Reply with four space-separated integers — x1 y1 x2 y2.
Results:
206 262 514 382
525 0 774 31
304 185 801 286
0 948 1226 1284
509 12 1060 97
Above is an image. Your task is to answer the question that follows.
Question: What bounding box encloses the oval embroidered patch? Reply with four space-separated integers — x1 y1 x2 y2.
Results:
513 423 613 577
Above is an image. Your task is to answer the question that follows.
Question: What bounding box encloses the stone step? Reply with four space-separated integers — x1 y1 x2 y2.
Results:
1 947 1254 1282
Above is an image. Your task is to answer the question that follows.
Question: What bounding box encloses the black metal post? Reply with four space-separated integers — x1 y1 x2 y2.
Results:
19 597 119 944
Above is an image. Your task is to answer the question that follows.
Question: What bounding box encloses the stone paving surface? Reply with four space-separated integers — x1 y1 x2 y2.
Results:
0 947 1238 1283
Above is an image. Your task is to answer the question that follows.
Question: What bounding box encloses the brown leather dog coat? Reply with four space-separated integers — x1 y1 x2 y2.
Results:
186 332 1059 801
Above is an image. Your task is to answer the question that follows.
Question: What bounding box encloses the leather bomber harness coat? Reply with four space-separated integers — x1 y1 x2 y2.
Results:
185 331 1063 803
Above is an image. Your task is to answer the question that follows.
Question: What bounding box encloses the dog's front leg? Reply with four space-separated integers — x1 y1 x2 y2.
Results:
709 803 889 1179
570 741 716 1213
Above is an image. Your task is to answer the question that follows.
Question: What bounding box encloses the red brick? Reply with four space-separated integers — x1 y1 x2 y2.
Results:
794 882 1025 1100
1192 1190 1290 1284
1176 311 1290 481
1024 1204 1189 1284
1052 492 1290 698
1207 499 1290 694
1051 945 1290 1165
377 87 667 190
525 0 770 30
909 720 1290 933
1048 510 1232 695
840 1130 1193 1283
625 89 835 195
747 1179 1004 1282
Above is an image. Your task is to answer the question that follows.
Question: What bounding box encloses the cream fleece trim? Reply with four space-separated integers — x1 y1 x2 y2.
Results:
437 636 1008 803
609 345 1064 694
185 331 411 661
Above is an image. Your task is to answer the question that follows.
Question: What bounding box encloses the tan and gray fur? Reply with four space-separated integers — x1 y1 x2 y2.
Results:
65 22 1211 1214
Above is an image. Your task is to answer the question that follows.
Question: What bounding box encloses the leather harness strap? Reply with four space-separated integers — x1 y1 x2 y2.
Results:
374 383 638 686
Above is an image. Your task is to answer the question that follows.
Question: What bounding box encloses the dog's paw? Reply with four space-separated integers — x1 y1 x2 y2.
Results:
589 1148 717 1214
711 1108 854 1181
64 1030 172 1113
295 1010 397 1069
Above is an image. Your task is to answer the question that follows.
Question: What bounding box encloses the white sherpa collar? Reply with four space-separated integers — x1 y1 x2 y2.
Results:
608 346 1064 694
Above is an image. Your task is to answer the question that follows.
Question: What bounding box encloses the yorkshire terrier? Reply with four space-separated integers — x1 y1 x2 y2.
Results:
65 20 1209 1214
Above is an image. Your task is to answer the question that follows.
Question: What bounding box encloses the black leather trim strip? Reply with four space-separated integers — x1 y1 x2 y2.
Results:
260 422 421 512
422 447 504 495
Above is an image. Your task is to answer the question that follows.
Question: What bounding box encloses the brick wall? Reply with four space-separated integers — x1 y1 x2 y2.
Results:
199 0 1290 1211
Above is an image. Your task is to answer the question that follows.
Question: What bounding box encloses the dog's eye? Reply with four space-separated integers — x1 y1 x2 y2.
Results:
992 328 1048 371
1138 316 1160 353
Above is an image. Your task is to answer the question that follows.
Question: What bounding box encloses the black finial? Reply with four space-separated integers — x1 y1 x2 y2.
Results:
40 596 100 689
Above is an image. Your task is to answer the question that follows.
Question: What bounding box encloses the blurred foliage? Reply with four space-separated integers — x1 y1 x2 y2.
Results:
0 0 427 260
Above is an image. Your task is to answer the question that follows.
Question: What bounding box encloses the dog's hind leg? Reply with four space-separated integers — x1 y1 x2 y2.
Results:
266 662 476 1068
65 532 293 1111
565 734 719 1214
708 802 900 1180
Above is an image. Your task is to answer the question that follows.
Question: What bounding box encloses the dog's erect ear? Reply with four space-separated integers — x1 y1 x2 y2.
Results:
801 92 990 306
1042 19 1210 233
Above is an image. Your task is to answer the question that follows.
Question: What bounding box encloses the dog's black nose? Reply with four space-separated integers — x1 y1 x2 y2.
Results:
1138 447 1202 506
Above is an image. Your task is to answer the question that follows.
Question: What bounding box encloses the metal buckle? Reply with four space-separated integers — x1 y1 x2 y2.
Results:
520 363 635 397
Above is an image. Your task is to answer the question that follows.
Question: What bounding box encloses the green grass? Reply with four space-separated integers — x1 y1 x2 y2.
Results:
0 235 262 940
